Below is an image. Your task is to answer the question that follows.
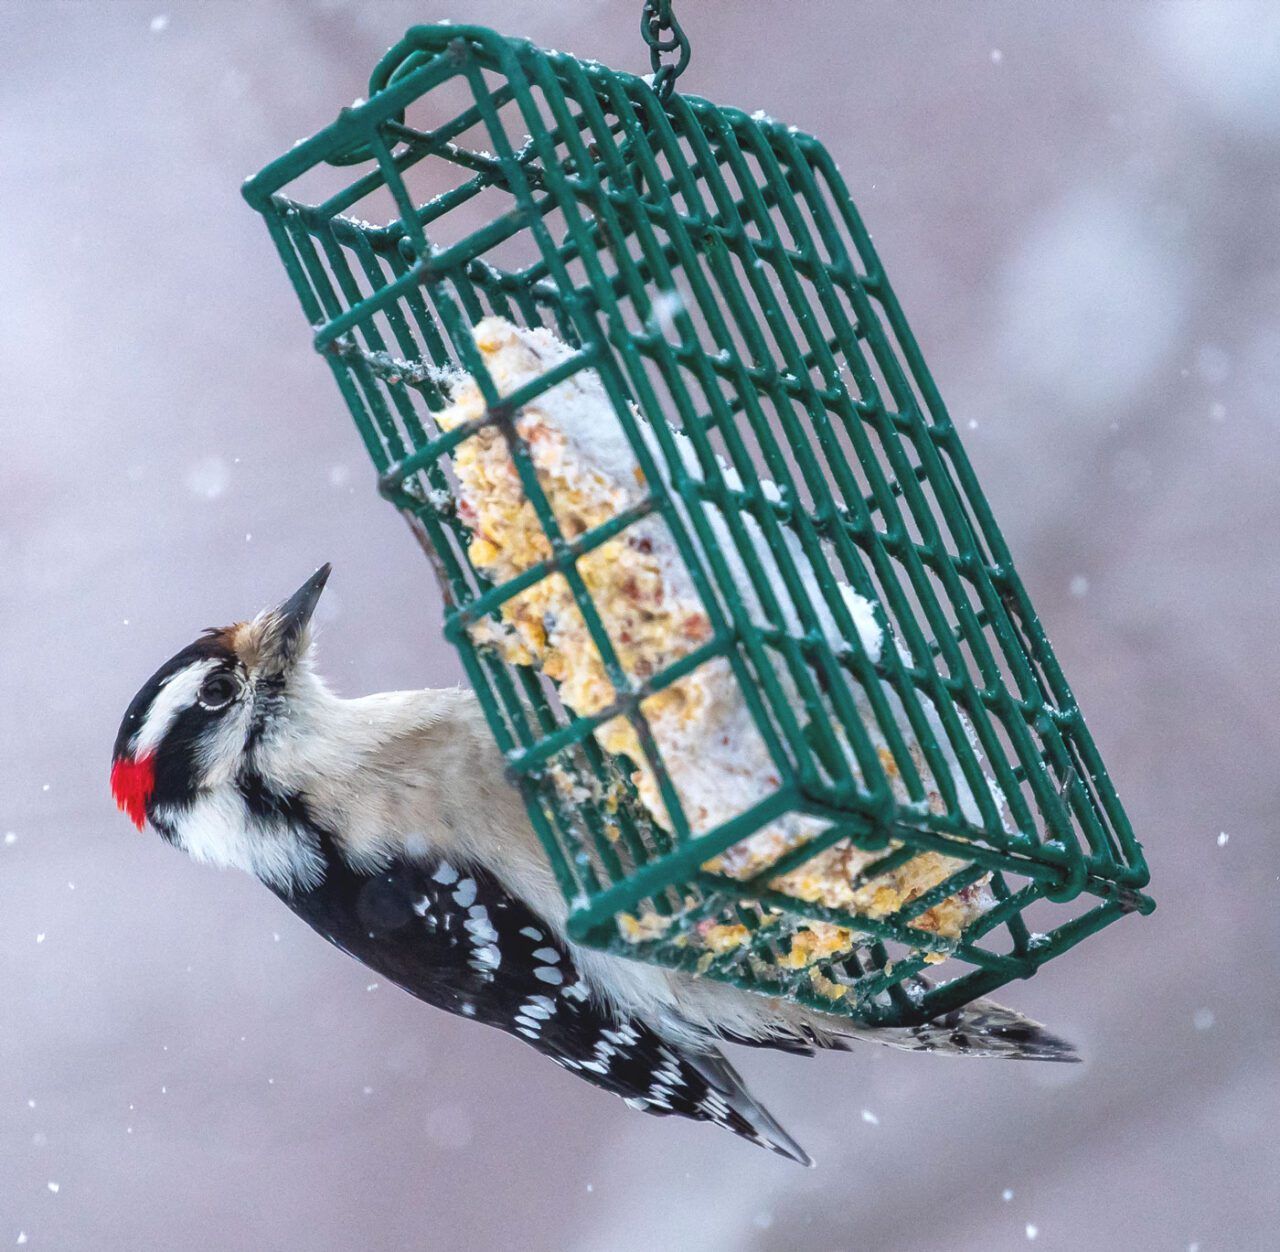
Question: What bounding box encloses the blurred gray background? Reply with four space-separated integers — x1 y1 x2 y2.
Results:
2 2 1277 1249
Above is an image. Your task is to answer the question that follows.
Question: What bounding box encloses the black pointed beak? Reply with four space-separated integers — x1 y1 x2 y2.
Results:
279 563 331 635
266 564 331 669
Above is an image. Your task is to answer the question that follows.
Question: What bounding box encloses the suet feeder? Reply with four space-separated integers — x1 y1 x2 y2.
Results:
243 10 1151 1029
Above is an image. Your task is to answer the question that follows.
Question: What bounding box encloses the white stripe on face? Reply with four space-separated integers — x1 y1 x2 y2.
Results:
130 659 219 756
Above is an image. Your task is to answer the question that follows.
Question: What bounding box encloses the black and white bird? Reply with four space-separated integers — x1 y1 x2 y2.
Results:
111 565 1077 1165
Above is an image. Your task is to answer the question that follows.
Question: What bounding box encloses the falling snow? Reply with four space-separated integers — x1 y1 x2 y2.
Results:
649 289 685 334
184 456 230 500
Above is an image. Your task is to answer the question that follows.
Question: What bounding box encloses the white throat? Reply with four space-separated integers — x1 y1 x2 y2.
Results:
158 788 325 892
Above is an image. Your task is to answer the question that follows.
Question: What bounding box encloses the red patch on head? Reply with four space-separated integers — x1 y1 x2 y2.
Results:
111 754 155 831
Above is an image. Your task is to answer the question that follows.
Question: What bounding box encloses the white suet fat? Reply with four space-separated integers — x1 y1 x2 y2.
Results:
435 318 997 979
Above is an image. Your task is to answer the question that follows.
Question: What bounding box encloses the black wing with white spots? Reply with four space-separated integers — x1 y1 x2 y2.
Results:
276 843 811 1164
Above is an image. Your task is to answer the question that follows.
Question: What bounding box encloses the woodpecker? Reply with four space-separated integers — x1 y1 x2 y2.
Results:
111 565 1077 1165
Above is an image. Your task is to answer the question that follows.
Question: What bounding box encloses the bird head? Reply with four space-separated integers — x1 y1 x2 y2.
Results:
110 564 332 839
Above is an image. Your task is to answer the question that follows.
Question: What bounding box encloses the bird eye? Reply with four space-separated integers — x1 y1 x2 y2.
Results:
198 673 239 710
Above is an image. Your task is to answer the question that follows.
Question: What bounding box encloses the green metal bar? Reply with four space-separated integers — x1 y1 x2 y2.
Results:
243 22 1151 1028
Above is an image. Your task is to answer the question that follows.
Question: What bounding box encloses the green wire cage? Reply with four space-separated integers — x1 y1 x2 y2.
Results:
243 18 1152 1029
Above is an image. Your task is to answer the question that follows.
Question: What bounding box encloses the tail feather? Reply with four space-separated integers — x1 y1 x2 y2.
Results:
770 971 1078 1062
856 995 1079 1062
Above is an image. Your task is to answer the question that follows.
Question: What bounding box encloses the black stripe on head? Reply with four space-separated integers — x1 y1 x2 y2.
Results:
114 632 247 822
112 634 237 762
149 696 230 814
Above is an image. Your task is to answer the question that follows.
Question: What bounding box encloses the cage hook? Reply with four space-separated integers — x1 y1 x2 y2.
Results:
641 0 691 102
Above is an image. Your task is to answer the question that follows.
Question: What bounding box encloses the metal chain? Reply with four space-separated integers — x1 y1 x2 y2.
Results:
641 0 691 101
